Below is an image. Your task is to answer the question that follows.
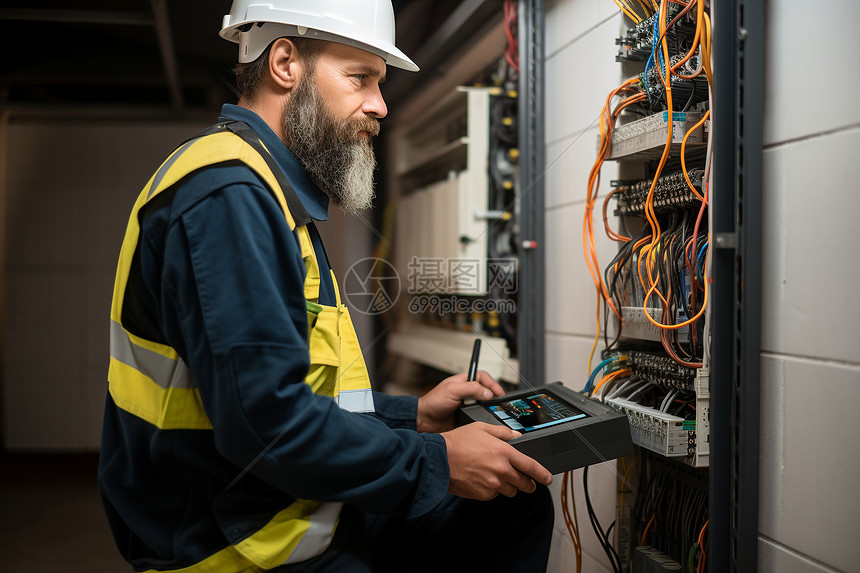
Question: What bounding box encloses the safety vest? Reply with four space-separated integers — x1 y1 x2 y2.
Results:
108 121 374 571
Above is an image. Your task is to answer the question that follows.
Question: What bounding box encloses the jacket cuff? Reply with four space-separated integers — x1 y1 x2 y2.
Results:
371 392 418 431
406 432 450 519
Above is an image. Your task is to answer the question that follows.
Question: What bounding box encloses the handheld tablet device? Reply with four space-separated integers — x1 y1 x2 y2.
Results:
456 382 633 474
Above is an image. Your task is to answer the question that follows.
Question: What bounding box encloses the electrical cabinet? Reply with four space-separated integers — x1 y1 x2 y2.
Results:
387 82 523 384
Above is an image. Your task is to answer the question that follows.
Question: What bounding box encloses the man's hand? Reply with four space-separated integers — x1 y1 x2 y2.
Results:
441 422 553 500
416 370 505 433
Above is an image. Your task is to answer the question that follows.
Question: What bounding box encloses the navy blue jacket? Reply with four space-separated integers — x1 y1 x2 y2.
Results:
98 105 448 570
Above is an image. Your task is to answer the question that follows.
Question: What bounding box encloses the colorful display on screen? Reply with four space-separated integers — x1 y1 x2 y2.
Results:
488 392 588 433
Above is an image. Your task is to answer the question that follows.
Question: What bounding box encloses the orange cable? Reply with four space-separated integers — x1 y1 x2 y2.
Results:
681 110 710 201
592 368 632 396
697 520 709 573
603 188 632 242
641 513 656 545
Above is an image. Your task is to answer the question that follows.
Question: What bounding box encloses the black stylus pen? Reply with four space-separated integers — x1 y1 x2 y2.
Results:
464 339 481 406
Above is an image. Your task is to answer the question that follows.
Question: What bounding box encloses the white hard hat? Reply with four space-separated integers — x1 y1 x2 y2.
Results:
220 0 419 72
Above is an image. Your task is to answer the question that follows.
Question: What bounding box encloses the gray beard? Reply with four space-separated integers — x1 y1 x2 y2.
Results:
281 77 379 215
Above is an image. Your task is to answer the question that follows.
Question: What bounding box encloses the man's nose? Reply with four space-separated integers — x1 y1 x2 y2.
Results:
362 84 388 119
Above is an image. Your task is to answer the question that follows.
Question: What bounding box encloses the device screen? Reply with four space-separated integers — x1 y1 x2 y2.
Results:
487 392 588 433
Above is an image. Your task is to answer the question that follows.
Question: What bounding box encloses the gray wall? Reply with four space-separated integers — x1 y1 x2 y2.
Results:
2 122 206 449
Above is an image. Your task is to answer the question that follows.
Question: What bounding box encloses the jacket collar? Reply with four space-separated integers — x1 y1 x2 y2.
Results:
219 104 330 221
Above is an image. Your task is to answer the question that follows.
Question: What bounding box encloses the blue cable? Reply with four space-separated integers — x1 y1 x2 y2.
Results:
583 357 617 395
646 6 668 106
653 10 665 80
643 50 654 102
643 28 656 102
697 241 709 279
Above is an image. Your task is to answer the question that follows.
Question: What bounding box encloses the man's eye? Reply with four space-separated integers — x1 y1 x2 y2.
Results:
352 74 367 81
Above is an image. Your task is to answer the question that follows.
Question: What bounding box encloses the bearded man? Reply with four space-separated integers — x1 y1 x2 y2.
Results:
98 2 553 572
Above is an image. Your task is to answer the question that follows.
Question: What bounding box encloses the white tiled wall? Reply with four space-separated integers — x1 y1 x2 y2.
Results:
2 122 206 449
757 1 860 571
758 355 859 573
543 0 626 570
760 126 860 365
762 0 860 146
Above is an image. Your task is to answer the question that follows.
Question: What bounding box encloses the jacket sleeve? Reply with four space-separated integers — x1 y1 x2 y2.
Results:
151 179 448 519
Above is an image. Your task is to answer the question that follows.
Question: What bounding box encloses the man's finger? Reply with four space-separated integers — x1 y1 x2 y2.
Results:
460 380 495 401
509 450 553 486
474 370 505 397
499 483 519 498
505 472 537 495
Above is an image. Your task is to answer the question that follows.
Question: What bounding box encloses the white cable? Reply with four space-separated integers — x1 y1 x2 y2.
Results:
660 388 679 412
608 377 642 401
626 382 656 403
659 389 673 412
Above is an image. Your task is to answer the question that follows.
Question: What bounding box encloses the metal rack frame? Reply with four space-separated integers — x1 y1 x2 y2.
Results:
709 0 763 570
517 0 546 389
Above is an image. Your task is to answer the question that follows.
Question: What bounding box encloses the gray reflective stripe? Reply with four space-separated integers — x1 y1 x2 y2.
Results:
336 389 375 413
110 320 195 389
147 139 196 199
282 502 342 564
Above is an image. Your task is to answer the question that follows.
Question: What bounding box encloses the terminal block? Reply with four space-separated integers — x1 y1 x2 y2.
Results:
619 306 691 343
625 350 697 390
605 111 706 161
606 397 692 457
613 169 704 216
615 4 683 62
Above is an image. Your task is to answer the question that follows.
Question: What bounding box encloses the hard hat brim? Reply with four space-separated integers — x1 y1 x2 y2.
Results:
221 22 419 72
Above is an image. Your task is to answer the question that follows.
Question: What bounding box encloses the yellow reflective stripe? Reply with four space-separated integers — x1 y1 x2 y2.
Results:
147 140 197 200
147 131 297 230
125 328 179 360
233 500 332 569
140 501 340 571
111 321 186 386
141 545 253 573
109 358 212 430
282 502 342 564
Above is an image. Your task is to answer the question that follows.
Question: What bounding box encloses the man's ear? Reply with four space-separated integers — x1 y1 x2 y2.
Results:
268 38 303 90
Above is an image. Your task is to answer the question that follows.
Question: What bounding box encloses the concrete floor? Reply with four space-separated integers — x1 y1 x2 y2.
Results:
0 453 130 572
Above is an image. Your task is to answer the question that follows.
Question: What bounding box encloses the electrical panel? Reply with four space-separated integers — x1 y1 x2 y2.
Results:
393 88 491 295
387 72 523 385
575 2 713 571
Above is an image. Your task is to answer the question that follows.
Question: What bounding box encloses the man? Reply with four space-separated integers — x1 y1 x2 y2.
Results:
99 1 553 571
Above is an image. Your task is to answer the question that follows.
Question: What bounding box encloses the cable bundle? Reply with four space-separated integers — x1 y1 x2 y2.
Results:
503 0 519 74
635 458 709 571
584 0 712 372
570 2 715 570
